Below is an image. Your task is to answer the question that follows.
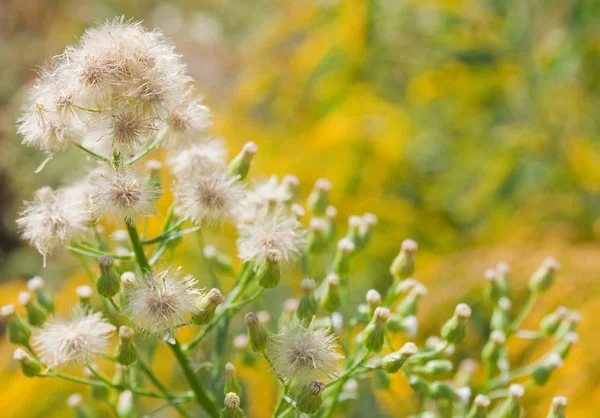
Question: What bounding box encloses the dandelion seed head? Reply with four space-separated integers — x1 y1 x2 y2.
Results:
167 137 227 179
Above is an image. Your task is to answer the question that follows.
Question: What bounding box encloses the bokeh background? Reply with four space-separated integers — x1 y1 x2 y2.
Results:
1 0 600 416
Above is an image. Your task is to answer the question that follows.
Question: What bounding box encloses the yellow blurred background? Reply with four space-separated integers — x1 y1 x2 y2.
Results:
1 0 600 416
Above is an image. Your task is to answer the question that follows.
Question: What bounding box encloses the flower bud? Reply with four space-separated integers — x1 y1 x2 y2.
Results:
359 213 377 247
67 393 94 418
360 307 390 352
76 285 94 308
490 297 512 331
297 279 318 325
454 359 478 387
192 288 224 325
484 268 502 303
84 365 110 401
345 215 365 251
296 380 325 414
1 304 31 346
413 359 454 376
221 392 245 418
245 312 268 353
396 284 427 317
466 394 491 418
532 353 563 386
539 306 568 336
547 396 567 418
115 326 137 366
324 206 337 240
366 289 382 316
233 334 258 366
256 249 282 289
204 246 233 274
495 262 511 295
14 348 40 377
554 310 581 341
27 276 54 313
408 374 429 395
320 274 341 313
382 342 417 373
291 204 306 220
332 238 354 276
482 331 505 376
96 255 120 298
281 175 299 204
394 278 419 297
116 390 134 418
556 332 578 359
390 239 418 281
307 178 332 216
387 314 418 337
19 291 48 327
441 303 471 345
529 257 560 294
224 363 242 396
429 381 460 401
497 384 524 418
279 299 299 326
228 141 258 180
307 217 329 254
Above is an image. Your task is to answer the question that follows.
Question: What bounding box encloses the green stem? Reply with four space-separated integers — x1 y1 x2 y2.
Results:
126 133 166 165
197 229 220 288
507 292 538 337
125 218 151 273
67 245 133 259
169 339 219 418
73 142 111 163
323 350 369 418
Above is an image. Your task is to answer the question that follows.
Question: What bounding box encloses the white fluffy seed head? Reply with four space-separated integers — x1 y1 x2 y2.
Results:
174 171 246 225
162 91 212 147
123 269 201 335
266 323 343 385
33 308 116 367
167 137 227 179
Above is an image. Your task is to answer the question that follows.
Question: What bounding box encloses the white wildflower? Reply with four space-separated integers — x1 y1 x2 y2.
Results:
89 166 160 222
161 90 212 146
237 210 306 268
173 171 245 224
244 176 297 215
123 269 201 335
17 186 89 265
34 308 116 367
266 323 343 385
167 137 227 179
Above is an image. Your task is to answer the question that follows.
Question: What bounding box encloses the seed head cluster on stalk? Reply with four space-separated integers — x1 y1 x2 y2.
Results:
5 18 577 418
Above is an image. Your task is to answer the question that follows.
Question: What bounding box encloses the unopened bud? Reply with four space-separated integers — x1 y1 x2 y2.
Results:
1 304 31 345
482 331 505 374
396 284 427 317
540 306 568 336
115 326 136 366
382 342 417 373
221 392 245 418
366 289 382 310
76 285 94 307
245 312 268 353
429 381 460 401
307 217 329 253
361 307 390 352
297 279 318 324
320 274 341 313
532 353 563 386
257 250 281 289
547 396 567 418
390 239 418 281
491 297 511 331
224 362 242 396
554 310 581 340
192 288 224 325
281 175 299 204
332 238 354 276
387 314 418 337
204 246 233 273
14 348 40 377
296 380 325 414
454 359 479 387
27 276 55 313
556 332 578 359
441 303 471 345
414 359 454 376
466 394 491 418
529 257 560 293
345 215 365 251
96 255 120 298
497 384 524 418
307 178 332 216
19 291 48 327
228 141 258 180
116 390 134 418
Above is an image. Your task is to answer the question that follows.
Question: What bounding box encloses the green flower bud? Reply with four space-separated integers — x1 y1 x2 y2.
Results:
115 326 137 366
257 250 281 289
413 359 454 377
408 374 430 395
27 276 55 313
482 331 506 372
540 306 569 336
281 175 299 205
13 348 40 377
532 353 563 386
96 255 120 298
296 380 325 414
228 141 258 180
382 342 417 373
529 257 560 294
387 314 418 337
192 288 224 325
204 246 234 274
554 310 581 341
76 285 94 308
395 284 427 317
429 381 460 401
320 274 341 312
365 289 382 317
307 217 329 254
490 297 512 331
116 390 134 418
67 393 94 418
279 299 299 327
440 303 471 345
556 332 578 359
221 392 245 418
1 304 31 346
360 307 390 352
19 291 48 327
466 394 491 418
497 384 524 418
233 334 258 366
345 216 365 251
225 362 242 396
454 359 478 387
324 206 337 241
297 279 318 325
390 239 418 281
394 278 420 298
332 238 354 276
245 312 269 353
307 178 331 216
359 213 377 247
547 396 567 418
